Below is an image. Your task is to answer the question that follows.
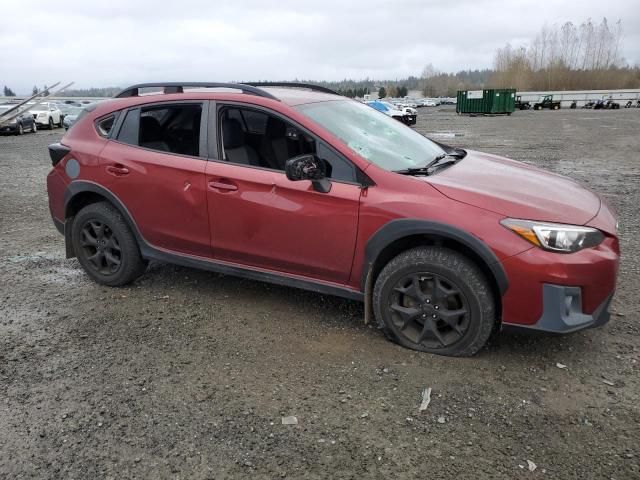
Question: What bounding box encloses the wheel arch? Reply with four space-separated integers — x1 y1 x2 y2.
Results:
362 219 508 325
63 181 146 258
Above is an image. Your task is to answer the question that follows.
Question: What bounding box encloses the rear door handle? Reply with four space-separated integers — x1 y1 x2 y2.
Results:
208 180 238 192
106 164 130 176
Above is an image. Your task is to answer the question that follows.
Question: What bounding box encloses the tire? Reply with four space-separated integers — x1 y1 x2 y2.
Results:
71 202 148 286
373 247 495 357
48 117 54 130
31 122 37 133
16 122 24 135
58 116 64 127
553 105 559 110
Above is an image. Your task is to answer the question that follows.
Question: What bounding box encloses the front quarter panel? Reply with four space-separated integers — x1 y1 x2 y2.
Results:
347 165 533 289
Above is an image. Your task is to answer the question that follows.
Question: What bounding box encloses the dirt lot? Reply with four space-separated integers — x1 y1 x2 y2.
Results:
1 107 639 479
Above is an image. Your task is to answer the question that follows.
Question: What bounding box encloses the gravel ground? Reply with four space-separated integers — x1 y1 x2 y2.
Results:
1 108 639 479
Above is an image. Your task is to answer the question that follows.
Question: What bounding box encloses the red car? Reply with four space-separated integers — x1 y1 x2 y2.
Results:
46 82 619 356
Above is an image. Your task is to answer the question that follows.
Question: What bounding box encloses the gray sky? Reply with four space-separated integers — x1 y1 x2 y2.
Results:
1 0 638 93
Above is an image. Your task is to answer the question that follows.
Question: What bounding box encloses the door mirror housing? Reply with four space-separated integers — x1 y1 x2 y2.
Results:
285 154 331 193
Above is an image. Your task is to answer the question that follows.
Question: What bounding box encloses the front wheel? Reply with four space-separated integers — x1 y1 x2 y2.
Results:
373 247 495 357
48 117 54 130
31 122 37 133
71 202 148 286
17 122 24 135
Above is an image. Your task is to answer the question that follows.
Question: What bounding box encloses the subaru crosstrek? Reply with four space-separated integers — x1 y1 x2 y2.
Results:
46 82 619 356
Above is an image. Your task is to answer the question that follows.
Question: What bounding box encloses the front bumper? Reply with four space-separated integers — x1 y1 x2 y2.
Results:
503 284 613 333
500 233 619 331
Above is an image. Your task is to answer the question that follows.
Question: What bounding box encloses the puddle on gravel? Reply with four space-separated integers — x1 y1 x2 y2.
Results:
3 251 86 285
427 131 466 138
5 251 62 263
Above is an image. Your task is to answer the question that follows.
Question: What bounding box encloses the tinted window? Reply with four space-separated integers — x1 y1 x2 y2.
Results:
118 104 202 156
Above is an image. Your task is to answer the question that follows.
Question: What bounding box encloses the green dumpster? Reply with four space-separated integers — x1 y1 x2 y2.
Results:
456 89 516 114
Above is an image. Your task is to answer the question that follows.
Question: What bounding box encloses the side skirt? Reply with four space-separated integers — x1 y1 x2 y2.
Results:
141 245 364 302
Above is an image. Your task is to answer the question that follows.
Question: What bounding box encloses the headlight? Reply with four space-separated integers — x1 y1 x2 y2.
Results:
501 218 605 253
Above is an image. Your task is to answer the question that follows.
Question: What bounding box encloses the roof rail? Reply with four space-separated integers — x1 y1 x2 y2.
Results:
113 82 279 100
245 82 341 96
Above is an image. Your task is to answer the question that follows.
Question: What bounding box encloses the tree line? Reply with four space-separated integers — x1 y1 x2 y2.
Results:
491 18 640 91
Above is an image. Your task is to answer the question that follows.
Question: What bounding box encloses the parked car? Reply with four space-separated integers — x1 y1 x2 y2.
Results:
419 99 438 107
0 105 38 135
366 100 415 125
29 102 63 129
62 106 84 130
400 99 418 109
397 105 418 124
46 82 619 357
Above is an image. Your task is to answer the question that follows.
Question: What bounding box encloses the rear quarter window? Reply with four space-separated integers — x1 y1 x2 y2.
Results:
95 114 116 138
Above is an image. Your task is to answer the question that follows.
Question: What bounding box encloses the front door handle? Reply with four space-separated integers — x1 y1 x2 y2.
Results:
106 164 130 176
208 180 238 192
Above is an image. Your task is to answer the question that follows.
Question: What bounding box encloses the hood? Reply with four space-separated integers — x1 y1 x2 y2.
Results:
425 150 601 225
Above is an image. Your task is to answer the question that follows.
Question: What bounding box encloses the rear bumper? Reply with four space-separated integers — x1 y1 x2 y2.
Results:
502 284 613 333
0 124 19 133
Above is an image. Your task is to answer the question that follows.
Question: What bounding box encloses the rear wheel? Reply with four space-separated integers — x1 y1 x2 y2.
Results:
373 247 495 357
31 122 37 133
16 123 23 135
58 115 64 127
72 202 147 286
48 117 54 130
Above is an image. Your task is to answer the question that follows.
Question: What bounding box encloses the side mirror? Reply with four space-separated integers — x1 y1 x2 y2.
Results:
285 154 332 193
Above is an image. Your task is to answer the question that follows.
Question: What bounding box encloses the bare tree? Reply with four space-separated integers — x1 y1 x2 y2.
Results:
491 17 632 91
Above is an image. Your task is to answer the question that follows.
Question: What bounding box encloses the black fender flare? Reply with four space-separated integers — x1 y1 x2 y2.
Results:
63 180 149 256
362 218 509 295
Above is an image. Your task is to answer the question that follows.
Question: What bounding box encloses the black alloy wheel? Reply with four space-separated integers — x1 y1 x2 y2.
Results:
373 247 495 357
388 272 470 349
78 220 122 276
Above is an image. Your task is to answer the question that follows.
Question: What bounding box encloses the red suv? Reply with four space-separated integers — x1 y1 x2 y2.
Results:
46 82 619 356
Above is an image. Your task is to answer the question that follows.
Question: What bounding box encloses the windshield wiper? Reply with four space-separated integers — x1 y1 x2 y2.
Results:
394 150 467 176
393 166 432 176
427 150 466 167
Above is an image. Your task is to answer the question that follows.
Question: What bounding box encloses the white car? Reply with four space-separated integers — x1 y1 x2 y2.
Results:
366 101 416 125
398 105 418 116
420 99 438 107
29 102 63 129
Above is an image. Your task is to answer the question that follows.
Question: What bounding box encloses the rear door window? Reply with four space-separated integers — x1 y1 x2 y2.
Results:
116 103 203 157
